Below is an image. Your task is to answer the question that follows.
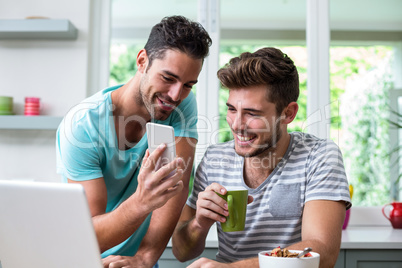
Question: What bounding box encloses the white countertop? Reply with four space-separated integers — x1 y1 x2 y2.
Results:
168 226 402 250
341 226 402 249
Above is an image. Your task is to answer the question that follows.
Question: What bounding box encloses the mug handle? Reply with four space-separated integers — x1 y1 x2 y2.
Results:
227 195 235 228
382 203 391 221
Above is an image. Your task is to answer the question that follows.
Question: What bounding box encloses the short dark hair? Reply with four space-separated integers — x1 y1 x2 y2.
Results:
144 16 212 67
217 47 299 114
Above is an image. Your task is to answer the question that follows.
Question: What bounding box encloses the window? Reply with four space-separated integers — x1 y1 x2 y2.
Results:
108 0 402 206
331 46 394 206
329 0 402 205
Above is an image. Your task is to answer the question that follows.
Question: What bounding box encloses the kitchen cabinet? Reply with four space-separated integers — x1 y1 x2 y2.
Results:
0 19 77 40
344 249 402 268
0 115 62 130
334 249 402 268
334 250 345 268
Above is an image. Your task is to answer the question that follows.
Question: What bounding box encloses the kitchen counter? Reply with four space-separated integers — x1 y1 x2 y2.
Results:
168 225 402 249
340 226 402 249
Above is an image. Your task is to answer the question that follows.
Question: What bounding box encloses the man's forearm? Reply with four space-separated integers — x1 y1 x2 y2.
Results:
133 185 190 266
187 256 259 268
232 257 259 267
130 137 196 266
172 217 211 262
94 200 149 253
287 239 340 268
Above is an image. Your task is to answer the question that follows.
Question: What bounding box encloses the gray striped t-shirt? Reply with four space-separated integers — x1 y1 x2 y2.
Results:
186 132 351 263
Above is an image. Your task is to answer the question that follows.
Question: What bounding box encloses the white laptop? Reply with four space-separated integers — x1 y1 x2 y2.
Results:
0 180 103 268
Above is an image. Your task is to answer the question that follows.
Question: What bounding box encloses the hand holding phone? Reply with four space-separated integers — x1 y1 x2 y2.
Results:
132 123 183 214
146 122 176 171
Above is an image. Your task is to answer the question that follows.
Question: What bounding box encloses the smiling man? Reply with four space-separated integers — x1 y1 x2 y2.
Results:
56 16 211 268
172 47 351 268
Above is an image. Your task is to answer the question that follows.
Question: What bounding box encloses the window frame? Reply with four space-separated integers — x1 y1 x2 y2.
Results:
105 0 402 215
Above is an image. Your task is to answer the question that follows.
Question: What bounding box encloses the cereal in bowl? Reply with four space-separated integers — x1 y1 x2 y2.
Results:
264 246 312 258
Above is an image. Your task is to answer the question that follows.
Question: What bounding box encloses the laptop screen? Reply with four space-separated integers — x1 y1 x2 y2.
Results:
0 180 102 268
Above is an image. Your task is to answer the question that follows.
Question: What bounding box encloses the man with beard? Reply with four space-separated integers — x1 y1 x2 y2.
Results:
56 16 211 267
172 47 351 268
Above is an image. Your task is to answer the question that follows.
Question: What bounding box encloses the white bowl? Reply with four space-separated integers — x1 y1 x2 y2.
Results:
258 250 320 268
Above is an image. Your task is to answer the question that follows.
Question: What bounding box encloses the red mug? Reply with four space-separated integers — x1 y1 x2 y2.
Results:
382 202 402 229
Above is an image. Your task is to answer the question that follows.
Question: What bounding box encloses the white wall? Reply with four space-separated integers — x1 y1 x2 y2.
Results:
0 0 92 182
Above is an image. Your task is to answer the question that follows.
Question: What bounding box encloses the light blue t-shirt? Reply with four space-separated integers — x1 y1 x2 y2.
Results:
56 84 198 258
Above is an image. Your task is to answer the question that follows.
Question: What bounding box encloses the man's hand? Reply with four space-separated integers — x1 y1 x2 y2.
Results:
83 143 186 253
195 183 253 230
102 255 147 268
172 183 254 261
187 258 232 268
171 183 229 262
130 144 186 216
194 183 229 230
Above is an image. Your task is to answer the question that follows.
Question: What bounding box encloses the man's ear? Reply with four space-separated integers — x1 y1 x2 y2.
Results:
282 102 299 124
137 49 149 73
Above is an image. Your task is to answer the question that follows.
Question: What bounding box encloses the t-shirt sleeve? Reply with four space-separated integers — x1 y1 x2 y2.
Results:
56 113 103 182
305 140 352 209
159 91 198 140
186 150 210 209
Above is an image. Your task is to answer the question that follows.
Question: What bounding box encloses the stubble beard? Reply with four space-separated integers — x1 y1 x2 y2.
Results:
236 120 282 159
138 75 169 121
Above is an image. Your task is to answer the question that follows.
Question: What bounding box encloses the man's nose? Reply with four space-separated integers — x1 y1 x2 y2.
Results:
168 83 183 102
232 113 246 131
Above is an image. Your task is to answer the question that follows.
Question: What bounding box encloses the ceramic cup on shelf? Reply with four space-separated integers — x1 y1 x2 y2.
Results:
0 96 13 115
24 97 40 116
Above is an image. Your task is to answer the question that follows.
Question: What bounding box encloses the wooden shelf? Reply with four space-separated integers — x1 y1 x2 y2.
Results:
0 19 78 40
0 115 62 130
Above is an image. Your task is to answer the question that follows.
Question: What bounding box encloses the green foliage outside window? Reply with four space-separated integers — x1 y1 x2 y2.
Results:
336 47 394 205
109 44 144 86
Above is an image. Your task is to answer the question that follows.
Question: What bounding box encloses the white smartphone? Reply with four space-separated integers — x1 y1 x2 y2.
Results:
146 122 176 171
